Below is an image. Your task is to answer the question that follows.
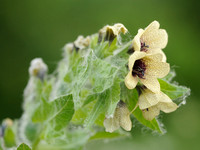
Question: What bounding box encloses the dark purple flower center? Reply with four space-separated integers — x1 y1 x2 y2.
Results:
141 42 149 52
132 59 146 79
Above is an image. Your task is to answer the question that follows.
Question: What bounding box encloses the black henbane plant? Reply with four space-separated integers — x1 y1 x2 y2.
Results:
0 21 190 150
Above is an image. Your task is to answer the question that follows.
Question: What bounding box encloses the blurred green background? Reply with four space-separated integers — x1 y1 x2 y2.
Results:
0 0 199 149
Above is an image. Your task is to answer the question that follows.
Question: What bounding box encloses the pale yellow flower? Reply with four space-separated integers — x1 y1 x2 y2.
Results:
132 21 168 62
125 51 170 93
104 101 132 133
29 58 48 79
138 89 178 121
99 23 128 42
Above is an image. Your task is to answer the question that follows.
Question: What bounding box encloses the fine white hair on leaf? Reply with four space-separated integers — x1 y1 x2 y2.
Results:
167 80 191 107
155 114 166 135
17 114 31 145
131 115 165 135
105 114 114 119
162 69 191 107
177 87 191 107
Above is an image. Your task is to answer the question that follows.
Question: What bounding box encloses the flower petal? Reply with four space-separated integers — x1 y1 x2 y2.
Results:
144 52 163 62
104 116 120 133
100 23 128 37
140 77 160 93
125 72 138 89
140 90 178 121
159 102 178 113
143 53 170 78
133 29 144 51
157 92 178 113
141 29 168 49
146 49 167 62
159 50 167 62
120 115 132 131
142 105 160 121
113 23 128 35
128 51 146 70
117 102 132 131
145 61 170 78
145 20 160 31
138 89 160 110
141 21 168 49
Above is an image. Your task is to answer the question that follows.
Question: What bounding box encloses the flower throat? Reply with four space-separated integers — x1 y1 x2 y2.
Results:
132 59 146 79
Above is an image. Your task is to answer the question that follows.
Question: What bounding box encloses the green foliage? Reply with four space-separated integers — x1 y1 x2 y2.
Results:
17 143 31 150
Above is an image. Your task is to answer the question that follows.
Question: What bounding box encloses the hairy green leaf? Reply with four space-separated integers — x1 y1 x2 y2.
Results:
84 93 107 127
89 131 127 141
106 78 121 117
24 122 40 142
90 34 99 49
64 50 118 109
38 129 91 150
32 95 74 131
133 108 162 133
159 79 190 103
72 100 96 125
84 77 121 127
91 58 118 93
93 41 109 58
17 143 31 150
97 37 118 58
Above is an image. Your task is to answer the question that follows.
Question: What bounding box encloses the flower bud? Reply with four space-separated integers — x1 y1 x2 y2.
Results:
104 100 132 133
63 43 74 53
0 118 13 137
28 58 48 80
74 35 91 50
99 23 128 43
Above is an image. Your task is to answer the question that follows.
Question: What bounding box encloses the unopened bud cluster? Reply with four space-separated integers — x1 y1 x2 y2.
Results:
29 58 48 80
